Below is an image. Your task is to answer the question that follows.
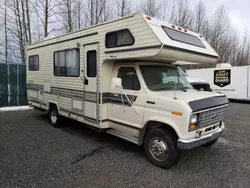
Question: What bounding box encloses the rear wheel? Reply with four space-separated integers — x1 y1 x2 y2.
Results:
48 106 61 128
144 128 180 169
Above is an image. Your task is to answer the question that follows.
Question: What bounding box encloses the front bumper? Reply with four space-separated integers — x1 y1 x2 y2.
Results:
177 123 225 150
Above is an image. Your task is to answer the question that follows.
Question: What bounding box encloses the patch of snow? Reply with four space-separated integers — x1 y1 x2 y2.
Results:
0 106 33 112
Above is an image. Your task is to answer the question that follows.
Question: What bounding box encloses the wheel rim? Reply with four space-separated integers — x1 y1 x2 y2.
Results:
149 137 169 162
51 110 57 124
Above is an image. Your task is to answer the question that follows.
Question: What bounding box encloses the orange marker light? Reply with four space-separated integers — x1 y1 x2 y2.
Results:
184 29 188 32
190 124 196 129
172 111 182 116
171 25 175 28
146 16 151 20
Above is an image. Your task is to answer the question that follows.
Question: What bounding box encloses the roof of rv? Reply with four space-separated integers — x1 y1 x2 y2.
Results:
27 12 201 48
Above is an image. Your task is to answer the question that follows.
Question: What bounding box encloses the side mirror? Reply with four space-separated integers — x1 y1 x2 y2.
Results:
111 78 122 90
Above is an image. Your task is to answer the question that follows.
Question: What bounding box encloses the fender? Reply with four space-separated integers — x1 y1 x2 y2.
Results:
47 100 60 112
138 116 182 145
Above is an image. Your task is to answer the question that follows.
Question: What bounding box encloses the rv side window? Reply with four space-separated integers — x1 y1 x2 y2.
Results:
54 48 80 77
105 29 135 48
162 26 205 48
117 67 140 90
87 50 97 77
28 55 39 71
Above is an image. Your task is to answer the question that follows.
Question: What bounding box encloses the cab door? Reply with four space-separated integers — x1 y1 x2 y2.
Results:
108 65 144 128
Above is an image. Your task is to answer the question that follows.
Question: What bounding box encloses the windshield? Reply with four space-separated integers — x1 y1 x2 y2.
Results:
140 65 193 91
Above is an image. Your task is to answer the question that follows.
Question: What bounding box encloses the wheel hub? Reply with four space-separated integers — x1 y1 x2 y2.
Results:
149 137 169 161
51 110 57 123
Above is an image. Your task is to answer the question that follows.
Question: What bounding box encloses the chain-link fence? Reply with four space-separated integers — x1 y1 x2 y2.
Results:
0 63 27 107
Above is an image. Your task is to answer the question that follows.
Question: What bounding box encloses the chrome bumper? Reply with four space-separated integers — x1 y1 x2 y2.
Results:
177 123 225 150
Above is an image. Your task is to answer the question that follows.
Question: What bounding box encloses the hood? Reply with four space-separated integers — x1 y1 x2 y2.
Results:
157 89 220 102
185 76 208 83
154 89 228 112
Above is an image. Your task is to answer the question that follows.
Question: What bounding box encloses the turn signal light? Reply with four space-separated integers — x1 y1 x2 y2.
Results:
172 111 182 116
189 124 196 129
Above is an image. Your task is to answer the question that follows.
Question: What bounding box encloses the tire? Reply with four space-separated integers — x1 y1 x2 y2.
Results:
48 106 61 128
202 138 219 147
144 128 180 169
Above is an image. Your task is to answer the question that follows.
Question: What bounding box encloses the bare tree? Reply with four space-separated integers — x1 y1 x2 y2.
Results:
33 0 62 37
193 1 206 33
58 0 74 33
44 0 49 37
209 6 230 49
14 0 26 63
158 0 170 21
223 28 239 66
169 0 193 29
208 5 231 63
140 0 161 17
25 0 31 43
20 0 28 43
236 30 250 66
101 0 113 22
73 0 83 30
0 0 22 63
4 0 8 63
84 0 107 26
115 0 132 18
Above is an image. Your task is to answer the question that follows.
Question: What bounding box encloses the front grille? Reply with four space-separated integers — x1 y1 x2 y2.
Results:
198 106 226 128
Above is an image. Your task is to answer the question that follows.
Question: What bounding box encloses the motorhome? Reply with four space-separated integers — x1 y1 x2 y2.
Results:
186 63 250 100
27 13 228 169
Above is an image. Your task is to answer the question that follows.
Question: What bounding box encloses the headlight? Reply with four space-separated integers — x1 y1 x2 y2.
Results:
190 114 197 124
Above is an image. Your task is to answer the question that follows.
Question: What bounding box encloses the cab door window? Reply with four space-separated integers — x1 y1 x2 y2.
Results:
117 67 141 90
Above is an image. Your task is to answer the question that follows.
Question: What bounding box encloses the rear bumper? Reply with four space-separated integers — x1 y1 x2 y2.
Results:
177 122 225 150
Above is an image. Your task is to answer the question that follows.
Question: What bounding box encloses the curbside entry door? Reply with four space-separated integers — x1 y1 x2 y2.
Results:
84 43 99 121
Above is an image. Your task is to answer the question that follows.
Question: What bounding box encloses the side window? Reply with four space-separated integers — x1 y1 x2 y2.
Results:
117 67 140 90
28 55 39 71
54 48 80 77
105 29 135 48
87 50 97 77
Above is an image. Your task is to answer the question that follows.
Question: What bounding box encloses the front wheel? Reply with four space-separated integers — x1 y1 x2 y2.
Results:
144 128 180 169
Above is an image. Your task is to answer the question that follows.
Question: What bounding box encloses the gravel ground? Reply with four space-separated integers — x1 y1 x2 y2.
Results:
0 102 250 188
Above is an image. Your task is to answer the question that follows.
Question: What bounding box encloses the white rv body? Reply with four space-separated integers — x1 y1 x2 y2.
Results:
186 63 250 100
27 13 228 168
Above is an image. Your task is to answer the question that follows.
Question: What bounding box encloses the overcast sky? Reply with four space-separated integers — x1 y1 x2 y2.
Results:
190 0 250 31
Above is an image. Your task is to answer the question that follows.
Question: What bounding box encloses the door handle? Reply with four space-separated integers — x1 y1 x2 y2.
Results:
146 101 155 105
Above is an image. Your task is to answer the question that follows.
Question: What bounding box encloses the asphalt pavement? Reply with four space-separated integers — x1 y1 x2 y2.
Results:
0 102 250 188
